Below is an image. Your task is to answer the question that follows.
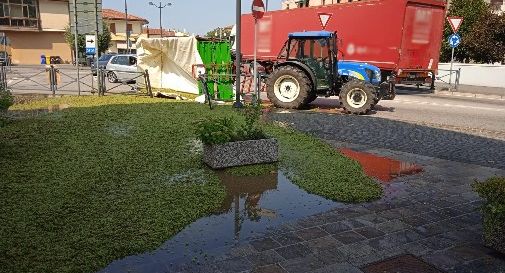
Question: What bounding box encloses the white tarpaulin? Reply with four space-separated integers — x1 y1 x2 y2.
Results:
136 36 204 94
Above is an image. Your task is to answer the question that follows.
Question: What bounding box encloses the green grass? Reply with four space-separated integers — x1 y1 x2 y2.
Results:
267 125 383 203
0 95 381 273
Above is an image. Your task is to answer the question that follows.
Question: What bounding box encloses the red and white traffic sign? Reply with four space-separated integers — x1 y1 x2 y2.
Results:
447 16 463 33
318 12 333 29
252 0 265 20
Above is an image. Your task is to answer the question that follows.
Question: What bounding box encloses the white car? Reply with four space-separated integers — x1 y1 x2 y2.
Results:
105 54 138 83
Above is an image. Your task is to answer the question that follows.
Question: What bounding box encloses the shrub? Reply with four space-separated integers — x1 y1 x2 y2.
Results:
0 87 14 111
196 104 267 145
473 177 505 254
196 117 239 145
0 116 8 128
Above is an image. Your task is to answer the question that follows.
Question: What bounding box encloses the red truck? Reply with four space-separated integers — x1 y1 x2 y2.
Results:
240 0 447 87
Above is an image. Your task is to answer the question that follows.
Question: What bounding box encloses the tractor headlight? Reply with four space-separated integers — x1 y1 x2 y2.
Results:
365 69 373 81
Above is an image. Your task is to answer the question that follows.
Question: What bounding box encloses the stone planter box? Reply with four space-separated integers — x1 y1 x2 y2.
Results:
203 138 278 169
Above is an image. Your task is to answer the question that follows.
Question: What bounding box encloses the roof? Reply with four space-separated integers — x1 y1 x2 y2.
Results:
102 9 149 24
288 31 334 38
143 28 175 37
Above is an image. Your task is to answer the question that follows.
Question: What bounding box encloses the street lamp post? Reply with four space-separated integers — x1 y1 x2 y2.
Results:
125 0 129 54
149 1 172 38
233 0 242 108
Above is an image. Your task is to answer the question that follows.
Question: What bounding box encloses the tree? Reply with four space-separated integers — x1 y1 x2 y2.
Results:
64 23 112 58
440 0 488 62
205 27 232 39
465 11 505 63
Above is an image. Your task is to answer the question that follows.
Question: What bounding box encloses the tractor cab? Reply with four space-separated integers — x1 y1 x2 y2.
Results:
278 31 337 92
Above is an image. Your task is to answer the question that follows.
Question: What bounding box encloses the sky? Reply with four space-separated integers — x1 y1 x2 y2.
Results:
103 0 282 36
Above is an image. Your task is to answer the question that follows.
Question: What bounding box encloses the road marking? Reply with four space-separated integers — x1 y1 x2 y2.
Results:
388 98 505 113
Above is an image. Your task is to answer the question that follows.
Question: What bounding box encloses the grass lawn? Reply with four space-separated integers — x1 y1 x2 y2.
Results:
0 95 381 273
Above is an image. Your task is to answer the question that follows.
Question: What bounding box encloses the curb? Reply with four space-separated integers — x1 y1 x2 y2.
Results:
434 89 505 100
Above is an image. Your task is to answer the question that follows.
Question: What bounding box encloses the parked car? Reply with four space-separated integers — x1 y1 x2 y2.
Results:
0 51 11 66
91 52 117 75
105 54 138 83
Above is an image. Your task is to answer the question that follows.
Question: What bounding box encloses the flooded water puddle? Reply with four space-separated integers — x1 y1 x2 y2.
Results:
99 171 339 273
7 104 70 118
340 148 423 183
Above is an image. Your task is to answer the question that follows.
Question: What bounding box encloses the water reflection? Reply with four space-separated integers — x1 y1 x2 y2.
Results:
216 172 278 242
340 148 423 183
99 171 338 273
7 104 69 118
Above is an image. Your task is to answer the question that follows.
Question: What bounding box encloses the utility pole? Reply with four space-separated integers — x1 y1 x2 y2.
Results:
149 2 172 38
233 0 242 108
72 0 81 96
125 0 129 54
159 3 162 38
94 0 101 95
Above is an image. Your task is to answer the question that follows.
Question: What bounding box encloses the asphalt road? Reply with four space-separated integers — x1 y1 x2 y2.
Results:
309 87 505 141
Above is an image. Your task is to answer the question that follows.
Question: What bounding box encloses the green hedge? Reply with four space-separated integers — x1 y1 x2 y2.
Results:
473 177 505 254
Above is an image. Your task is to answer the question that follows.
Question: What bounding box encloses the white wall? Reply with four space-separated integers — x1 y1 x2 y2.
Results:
437 63 505 88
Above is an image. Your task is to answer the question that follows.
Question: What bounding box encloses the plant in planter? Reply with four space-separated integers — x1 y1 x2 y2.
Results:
196 105 278 169
473 177 505 254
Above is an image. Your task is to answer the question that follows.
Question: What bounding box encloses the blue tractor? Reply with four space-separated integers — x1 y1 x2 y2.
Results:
265 31 395 114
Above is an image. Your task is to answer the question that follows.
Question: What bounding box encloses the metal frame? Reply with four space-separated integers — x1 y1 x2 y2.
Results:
3 65 152 97
436 68 461 91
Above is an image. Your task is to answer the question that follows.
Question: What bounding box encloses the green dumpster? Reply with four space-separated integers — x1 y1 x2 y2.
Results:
197 39 234 101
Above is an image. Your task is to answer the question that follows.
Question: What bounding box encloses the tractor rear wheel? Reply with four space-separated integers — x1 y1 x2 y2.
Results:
306 92 318 104
266 66 312 109
339 80 376 115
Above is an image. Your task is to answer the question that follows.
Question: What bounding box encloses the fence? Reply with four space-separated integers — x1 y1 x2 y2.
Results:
435 68 461 91
2 64 152 97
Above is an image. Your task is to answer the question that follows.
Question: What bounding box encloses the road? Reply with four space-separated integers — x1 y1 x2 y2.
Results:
309 87 505 141
271 88 505 169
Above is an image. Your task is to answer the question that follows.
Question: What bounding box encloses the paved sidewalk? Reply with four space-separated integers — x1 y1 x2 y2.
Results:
433 84 505 100
173 141 505 273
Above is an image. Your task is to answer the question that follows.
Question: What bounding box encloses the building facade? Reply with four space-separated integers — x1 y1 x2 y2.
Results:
102 9 148 54
0 0 72 65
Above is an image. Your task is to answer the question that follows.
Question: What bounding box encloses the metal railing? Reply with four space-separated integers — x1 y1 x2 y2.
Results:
436 68 461 91
100 69 152 97
2 64 152 97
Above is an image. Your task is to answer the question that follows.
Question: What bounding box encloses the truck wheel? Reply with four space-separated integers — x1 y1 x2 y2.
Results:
339 80 376 115
266 66 312 109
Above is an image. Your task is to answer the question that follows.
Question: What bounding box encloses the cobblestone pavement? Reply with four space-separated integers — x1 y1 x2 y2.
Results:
270 111 505 170
173 144 505 273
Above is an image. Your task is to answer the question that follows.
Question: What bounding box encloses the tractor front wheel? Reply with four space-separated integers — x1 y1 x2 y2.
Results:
339 80 376 115
266 66 312 109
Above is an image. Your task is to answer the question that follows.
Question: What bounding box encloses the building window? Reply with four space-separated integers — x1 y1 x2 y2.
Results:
0 0 39 28
126 23 132 33
109 23 116 34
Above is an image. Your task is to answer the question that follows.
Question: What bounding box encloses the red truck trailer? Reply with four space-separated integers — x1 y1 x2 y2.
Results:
240 0 447 86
